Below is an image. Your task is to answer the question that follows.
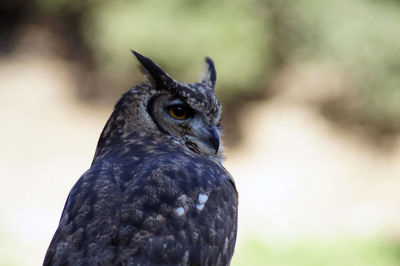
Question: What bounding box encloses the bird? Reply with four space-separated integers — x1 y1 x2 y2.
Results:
43 51 238 266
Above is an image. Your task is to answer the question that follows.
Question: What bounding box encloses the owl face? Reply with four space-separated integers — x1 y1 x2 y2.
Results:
132 51 223 158
147 91 220 156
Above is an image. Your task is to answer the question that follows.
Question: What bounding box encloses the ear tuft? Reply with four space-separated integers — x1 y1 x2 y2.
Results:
201 57 217 91
131 50 173 88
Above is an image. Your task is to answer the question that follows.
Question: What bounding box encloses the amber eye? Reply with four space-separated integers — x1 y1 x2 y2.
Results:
168 105 191 120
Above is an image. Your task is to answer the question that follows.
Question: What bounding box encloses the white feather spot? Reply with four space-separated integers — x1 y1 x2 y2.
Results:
198 193 208 204
223 237 229 254
178 194 187 203
183 251 189 264
175 207 185 216
163 243 167 248
196 203 205 211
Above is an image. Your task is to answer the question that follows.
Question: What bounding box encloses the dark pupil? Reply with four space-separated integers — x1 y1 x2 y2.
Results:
173 106 186 117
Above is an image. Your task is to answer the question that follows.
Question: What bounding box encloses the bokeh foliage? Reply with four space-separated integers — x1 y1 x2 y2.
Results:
291 0 400 131
82 0 272 100
31 0 400 131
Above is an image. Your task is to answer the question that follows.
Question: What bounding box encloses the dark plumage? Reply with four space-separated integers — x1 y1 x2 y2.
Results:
44 51 238 266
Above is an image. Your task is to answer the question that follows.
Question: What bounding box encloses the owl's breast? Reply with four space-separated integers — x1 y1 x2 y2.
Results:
110 147 237 265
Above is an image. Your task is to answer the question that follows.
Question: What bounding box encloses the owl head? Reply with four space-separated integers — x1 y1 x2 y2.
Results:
95 51 224 162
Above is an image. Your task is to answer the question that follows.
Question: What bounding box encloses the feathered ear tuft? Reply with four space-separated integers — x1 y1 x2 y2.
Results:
131 50 173 89
201 57 217 91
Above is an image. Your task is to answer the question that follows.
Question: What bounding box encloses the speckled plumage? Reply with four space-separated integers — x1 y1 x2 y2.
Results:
44 51 238 266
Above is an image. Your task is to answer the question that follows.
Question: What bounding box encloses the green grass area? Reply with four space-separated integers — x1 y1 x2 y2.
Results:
232 237 400 266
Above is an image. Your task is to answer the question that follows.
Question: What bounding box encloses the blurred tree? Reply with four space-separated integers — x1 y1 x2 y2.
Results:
3 0 400 141
289 0 400 140
81 0 272 101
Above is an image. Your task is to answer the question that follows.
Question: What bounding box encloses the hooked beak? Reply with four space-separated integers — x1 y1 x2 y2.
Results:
189 124 220 155
207 125 220 154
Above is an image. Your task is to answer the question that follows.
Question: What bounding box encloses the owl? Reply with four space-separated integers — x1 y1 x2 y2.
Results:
43 51 238 266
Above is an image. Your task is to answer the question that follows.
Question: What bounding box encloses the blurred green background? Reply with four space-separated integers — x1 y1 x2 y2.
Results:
1 0 400 265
